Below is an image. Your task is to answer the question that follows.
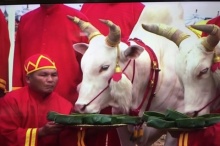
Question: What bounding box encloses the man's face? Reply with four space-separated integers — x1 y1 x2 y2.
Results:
26 69 58 95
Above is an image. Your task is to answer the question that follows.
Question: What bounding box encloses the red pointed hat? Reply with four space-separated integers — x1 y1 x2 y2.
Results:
24 54 57 75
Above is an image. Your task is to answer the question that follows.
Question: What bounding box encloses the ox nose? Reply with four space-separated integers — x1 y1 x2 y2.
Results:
74 104 86 113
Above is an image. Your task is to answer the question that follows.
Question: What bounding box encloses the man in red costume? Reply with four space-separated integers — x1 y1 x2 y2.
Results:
0 54 79 146
80 3 145 146
0 9 10 97
80 2 144 41
13 4 88 104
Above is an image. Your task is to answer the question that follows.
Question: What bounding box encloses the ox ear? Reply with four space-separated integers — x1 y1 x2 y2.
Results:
73 43 89 55
123 45 144 60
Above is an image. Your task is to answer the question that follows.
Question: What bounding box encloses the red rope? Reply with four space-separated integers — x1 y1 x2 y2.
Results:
193 93 220 116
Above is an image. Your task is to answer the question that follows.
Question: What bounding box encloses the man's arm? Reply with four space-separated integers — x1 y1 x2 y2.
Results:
0 97 66 146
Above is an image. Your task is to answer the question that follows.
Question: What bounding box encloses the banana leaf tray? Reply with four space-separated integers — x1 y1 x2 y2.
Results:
47 111 142 128
142 109 220 131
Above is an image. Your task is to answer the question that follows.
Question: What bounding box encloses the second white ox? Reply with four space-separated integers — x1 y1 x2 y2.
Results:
141 24 220 115
67 15 216 146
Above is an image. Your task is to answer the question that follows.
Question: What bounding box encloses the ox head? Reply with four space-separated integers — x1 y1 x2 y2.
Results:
67 16 144 114
142 24 218 115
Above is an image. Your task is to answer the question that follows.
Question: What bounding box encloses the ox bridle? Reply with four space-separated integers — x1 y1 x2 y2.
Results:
128 38 160 116
192 93 220 117
81 38 160 117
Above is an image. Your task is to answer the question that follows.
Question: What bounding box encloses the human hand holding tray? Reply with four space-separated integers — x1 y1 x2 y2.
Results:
47 111 142 128
142 109 220 132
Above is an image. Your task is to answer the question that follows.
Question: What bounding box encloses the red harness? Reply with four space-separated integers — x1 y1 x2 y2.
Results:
82 38 160 117
128 38 160 116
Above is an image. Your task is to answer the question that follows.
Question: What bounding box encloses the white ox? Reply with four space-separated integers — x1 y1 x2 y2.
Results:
68 16 183 146
142 24 219 116
137 2 220 114
67 12 218 145
67 2 220 146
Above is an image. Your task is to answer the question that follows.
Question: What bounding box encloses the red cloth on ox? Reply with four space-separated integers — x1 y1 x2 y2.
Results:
201 16 220 37
12 4 88 105
177 123 220 146
0 10 10 95
0 86 76 146
80 3 144 41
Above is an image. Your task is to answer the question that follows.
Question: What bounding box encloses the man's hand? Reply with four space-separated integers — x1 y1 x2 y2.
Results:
38 121 65 137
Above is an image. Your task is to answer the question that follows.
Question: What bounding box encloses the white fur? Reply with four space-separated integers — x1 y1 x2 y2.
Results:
109 74 132 114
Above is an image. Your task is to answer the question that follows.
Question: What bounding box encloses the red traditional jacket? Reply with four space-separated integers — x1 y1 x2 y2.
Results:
80 2 144 41
0 86 76 146
13 4 88 104
0 9 10 95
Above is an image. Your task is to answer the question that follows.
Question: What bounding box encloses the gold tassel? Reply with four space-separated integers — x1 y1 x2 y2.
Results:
138 128 144 137
133 129 138 138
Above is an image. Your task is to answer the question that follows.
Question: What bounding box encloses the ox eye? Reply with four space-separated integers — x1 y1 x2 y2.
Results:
99 65 109 73
198 68 209 77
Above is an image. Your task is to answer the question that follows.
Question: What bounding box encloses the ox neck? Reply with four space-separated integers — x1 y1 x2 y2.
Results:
128 38 160 116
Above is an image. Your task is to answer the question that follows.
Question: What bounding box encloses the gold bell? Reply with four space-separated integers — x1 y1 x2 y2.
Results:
213 53 220 63
115 64 122 73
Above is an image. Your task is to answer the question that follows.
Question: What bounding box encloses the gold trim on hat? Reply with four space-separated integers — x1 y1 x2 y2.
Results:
25 55 57 75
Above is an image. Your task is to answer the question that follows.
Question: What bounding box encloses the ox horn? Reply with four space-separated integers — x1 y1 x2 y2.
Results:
190 24 219 52
67 15 101 41
142 24 190 47
99 19 121 47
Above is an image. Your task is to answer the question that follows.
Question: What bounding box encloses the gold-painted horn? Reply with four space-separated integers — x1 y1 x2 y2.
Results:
142 24 190 47
190 24 219 52
99 19 121 47
190 24 219 35
67 15 101 41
